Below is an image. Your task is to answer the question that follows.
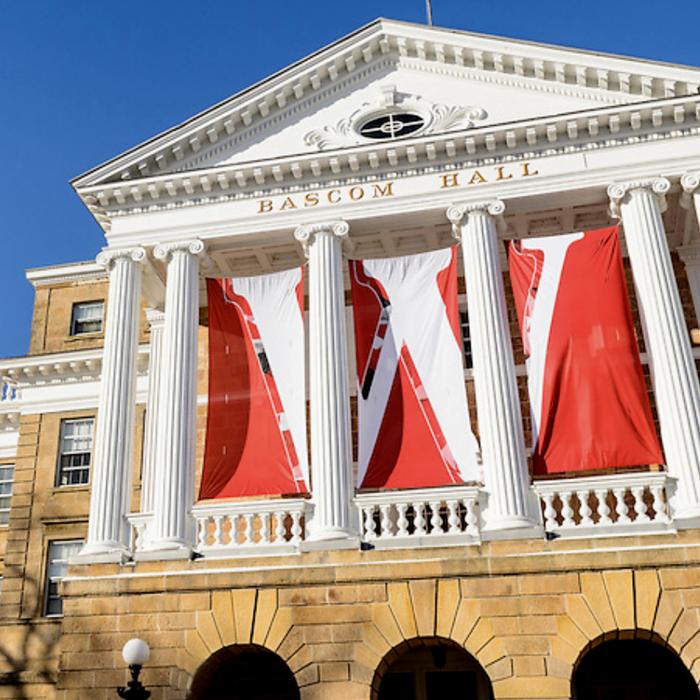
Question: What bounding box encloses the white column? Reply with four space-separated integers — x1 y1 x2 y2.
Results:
447 201 539 533
677 243 700 327
680 173 700 326
149 240 205 552
294 221 357 544
81 246 145 559
609 178 700 521
140 307 165 515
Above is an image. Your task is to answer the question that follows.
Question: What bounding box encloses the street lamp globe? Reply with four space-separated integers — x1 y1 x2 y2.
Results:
122 638 150 667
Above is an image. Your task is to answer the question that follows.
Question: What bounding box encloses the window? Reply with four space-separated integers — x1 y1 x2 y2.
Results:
459 310 473 369
358 112 425 140
57 418 94 486
70 301 104 336
44 540 83 616
0 465 13 525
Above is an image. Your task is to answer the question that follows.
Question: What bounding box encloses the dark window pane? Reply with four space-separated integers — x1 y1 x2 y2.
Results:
378 672 416 700
426 671 478 698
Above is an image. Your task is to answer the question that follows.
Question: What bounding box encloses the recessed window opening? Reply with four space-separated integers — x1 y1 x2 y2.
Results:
70 300 104 336
56 418 94 486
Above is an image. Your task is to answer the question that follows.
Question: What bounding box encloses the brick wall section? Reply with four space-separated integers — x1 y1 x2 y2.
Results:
52 536 700 700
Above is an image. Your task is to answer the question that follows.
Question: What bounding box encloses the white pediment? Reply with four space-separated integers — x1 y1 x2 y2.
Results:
74 18 700 188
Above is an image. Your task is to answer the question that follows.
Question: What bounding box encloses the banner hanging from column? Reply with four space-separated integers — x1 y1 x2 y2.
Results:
200 269 309 499
508 225 663 474
350 247 480 489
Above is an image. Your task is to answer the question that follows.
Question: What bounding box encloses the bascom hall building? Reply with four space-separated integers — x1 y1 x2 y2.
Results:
3 16 700 700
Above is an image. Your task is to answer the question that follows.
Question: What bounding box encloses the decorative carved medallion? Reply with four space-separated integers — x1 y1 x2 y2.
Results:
304 84 487 150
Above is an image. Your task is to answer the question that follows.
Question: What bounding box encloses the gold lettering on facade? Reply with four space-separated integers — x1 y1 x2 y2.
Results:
254 158 543 214
439 173 459 189
495 166 513 181
372 182 394 198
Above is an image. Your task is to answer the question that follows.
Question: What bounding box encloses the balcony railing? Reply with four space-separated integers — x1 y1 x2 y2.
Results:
191 498 309 557
356 485 482 548
126 471 675 559
532 471 673 538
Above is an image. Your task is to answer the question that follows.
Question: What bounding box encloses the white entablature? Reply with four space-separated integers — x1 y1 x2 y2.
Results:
72 18 700 240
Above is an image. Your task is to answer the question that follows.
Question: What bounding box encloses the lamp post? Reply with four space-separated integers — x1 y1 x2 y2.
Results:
117 638 151 699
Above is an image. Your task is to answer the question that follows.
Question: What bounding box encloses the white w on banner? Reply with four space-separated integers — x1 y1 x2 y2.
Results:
349 247 480 489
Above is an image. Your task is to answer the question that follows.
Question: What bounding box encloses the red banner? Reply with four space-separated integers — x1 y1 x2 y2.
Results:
200 270 309 499
508 226 662 474
350 247 480 489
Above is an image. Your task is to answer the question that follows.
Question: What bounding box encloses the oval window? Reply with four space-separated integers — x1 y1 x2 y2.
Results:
358 112 425 140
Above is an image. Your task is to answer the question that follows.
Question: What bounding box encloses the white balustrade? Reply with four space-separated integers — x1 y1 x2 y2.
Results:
355 486 482 548
533 472 673 538
189 499 310 557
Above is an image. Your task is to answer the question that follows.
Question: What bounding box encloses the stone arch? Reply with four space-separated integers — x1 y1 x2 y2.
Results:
571 631 700 699
359 580 508 681
370 636 494 700
178 589 299 690
187 643 300 700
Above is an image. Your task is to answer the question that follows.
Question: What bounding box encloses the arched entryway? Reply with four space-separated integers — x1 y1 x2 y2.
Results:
572 634 700 700
187 644 300 700
373 637 494 700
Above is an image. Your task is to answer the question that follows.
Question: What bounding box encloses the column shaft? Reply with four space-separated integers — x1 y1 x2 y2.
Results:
83 247 145 558
609 179 700 520
140 308 165 515
295 221 356 542
448 201 537 531
681 173 700 325
150 240 204 550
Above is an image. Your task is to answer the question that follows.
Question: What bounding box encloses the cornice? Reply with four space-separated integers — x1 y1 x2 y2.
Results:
0 346 150 391
72 21 700 192
25 261 107 288
78 94 700 229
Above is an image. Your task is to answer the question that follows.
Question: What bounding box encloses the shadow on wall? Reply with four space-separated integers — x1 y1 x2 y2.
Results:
0 568 61 700
187 644 300 700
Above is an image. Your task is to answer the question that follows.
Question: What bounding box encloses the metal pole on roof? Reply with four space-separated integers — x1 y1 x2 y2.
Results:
425 0 433 25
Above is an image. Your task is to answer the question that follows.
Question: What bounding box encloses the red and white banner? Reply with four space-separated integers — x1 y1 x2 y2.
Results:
508 226 662 474
350 247 480 489
200 269 309 499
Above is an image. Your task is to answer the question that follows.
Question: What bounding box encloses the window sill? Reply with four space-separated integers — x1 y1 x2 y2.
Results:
64 333 104 343
51 485 90 494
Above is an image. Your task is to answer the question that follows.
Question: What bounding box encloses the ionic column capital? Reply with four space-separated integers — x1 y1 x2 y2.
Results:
294 220 350 256
677 242 700 266
607 178 671 218
681 172 700 210
153 238 206 262
446 200 506 238
96 246 146 270
145 307 166 328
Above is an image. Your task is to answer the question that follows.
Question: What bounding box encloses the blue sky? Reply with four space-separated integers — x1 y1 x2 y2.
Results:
1 0 699 358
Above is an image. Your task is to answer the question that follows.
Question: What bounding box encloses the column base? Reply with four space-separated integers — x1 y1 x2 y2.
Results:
481 518 543 541
73 542 132 564
137 538 193 561
300 534 361 552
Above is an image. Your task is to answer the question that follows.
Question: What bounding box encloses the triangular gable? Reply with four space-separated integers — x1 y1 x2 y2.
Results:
73 18 700 188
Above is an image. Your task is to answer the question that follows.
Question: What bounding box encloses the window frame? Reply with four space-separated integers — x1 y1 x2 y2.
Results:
43 539 84 617
69 300 104 337
0 464 14 526
56 417 95 488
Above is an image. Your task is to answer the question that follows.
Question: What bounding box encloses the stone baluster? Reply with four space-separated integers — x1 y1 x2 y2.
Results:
609 179 700 523
148 239 205 552
294 221 357 546
447 201 539 534
81 246 145 559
